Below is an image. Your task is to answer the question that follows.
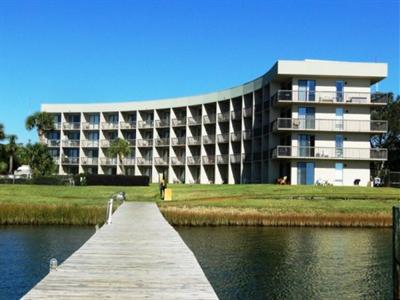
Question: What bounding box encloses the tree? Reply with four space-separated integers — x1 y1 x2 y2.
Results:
19 143 56 176
0 123 5 141
371 93 400 174
5 134 18 174
25 112 55 140
109 138 131 175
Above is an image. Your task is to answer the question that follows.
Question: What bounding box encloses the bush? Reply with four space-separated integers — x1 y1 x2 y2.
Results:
30 176 73 185
81 174 149 186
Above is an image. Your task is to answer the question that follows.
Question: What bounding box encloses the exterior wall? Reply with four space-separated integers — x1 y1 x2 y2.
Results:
41 59 388 185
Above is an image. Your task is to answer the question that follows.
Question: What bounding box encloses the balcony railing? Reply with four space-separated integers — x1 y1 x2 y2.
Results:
243 130 252 140
155 119 170 128
202 155 215 165
155 138 170 146
62 140 80 147
271 90 389 105
154 157 168 165
218 112 230 122
203 114 216 124
138 120 154 128
243 107 252 118
126 139 136 146
217 154 229 164
81 140 99 148
52 157 60 164
54 123 62 130
63 122 80 130
203 135 215 144
82 122 100 130
100 158 117 165
171 118 186 127
272 146 388 161
217 133 229 143
120 122 136 130
231 111 242 120
100 139 116 148
81 157 98 165
62 157 79 165
188 116 202 125
137 139 153 147
101 122 118 130
137 157 153 165
273 118 388 133
171 137 186 146
230 132 241 142
47 139 60 147
171 157 185 165
188 136 201 145
230 154 242 164
187 156 201 165
122 158 135 165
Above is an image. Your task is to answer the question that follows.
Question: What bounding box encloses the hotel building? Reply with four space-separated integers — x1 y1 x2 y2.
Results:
41 59 388 185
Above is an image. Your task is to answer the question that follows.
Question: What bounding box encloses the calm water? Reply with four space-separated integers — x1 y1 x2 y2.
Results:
177 227 392 300
0 225 94 300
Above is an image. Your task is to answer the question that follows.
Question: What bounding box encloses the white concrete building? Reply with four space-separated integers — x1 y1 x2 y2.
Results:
41 59 389 185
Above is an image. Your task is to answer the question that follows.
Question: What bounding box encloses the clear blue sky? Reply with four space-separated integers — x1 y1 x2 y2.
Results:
0 0 399 143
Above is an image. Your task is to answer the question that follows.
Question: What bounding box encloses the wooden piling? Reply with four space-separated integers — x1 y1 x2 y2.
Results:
394 206 400 300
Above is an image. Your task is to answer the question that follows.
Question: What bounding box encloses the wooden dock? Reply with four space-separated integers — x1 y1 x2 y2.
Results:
23 202 218 299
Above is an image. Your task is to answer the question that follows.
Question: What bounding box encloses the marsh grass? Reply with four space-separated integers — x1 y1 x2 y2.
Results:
161 206 392 227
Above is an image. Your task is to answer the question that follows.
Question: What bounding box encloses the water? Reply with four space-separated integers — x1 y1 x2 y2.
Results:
177 227 392 300
0 225 94 300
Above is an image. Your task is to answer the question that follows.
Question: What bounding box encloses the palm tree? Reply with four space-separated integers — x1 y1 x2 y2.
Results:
109 138 131 175
25 112 55 141
5 134 18 174
0 123 5 141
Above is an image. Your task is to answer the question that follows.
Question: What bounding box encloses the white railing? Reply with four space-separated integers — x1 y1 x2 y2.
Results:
243 130 252 140
122 158 135 165
231 111 242 120
100 139 116 147
230 132 241 142
188 116 202 125
138 120 154 128
62 157 79 164
217 133 229 143
171 157 185 165
120 122 136 129
137 157 153 165
82 122 100 130
272 146 388 161
100 158 117 165
243 107 252 117
202 155 215 165
81 157 98 165
137 139 153 147
81 140 99 147
47 139 60 147
273 118 388 132
203 135 215 144
171 137 186 146
188 136 201 145
155 138 170 146
187 156 201 165
63 122 80 130
54 123 62 130
101 122 119 130
218 112 230 122
203 115 216 124
154 157 168 165
172 118 186 127
217 154 229 164
62 140 80 147
230 154 242 164
155 119 170 127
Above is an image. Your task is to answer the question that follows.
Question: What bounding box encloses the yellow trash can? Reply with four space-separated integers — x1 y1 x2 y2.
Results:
164 188 172 201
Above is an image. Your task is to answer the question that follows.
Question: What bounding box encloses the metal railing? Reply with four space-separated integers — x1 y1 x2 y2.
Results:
243 107 252 118
100 139 116 147
82 122 100 130
137 157 153 165
101 122 119 130
62 157 79 165
122 158 135 165
126 139 136 146
231 111 242 120
136 139 153 147
203 114 216 124
230 154 242 164
52 157 60 164
100 158 117 165
63 122 80 130
81 140 99 147
218 112 230 122
54 123 62 130
120 121 136 129
188 116 202 125
203 135 215 144
243 130 252 140
171 137 186 146
272 146 388 160
271 90 389 105
217 154 229 164
202 155 215 165
155 119 170 127
230 132 241 142
273 118 388 132
187 156 201 165
171 157 185 165
47 139 60 147
188 136 201 145
62 140 80 147
217 133 229 143
138 120 154 128
155 137 170 146
81 157 98 165
171 118 186 127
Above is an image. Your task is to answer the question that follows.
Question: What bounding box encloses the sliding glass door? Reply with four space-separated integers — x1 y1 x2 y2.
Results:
298 80 316 101
297 162 315 185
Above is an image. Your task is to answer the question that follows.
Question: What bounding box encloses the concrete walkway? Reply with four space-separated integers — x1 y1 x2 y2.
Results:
23 202 218 299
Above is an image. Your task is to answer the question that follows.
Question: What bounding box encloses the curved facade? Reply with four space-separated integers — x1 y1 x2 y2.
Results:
42 59 389 185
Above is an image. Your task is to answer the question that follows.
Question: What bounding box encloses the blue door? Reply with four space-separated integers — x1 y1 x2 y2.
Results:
299 107 315 129
298 80 316 101
297 162 314 185
335 135 344 158
299 134 314 157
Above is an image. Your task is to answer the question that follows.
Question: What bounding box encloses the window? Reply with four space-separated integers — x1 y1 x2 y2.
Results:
335 163 344 184
336 81 345 102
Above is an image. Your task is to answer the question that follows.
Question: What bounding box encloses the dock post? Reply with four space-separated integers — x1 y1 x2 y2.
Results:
106 199 113 224
394 206 400 300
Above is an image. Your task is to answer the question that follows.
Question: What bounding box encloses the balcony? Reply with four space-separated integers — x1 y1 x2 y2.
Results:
62 157 79 165
202 155 215 165
82 122 100 130
101 122 118 130
171 157 185 165
81 157 98 165
137 157 153 165
272 118 388 133
120 122 136 130
81 140 99 148
187 156 201 165
171 118 186 127
154 157 168 165
155 119 170 128
218 112 230 122
188 116 202 126
126 139 136 147
203 135 215 144
243 130 252 141
52 157 60 164
187 136 201 145
100 158 117 165
203 115 216 124
138 120 154 128
217 154 229 164
63 122 80 130
217 133 229 143
243 107 252 118
100 139 116 148
271 90 388 106
54 123 62 130
171 137 186 146
155 138 170 147
272 146 387 161
231 132 241 142
231 111 242 121
137 139 153 147
47 139 60 147
122 158 135 166
230 154 242 164
62 140 80 147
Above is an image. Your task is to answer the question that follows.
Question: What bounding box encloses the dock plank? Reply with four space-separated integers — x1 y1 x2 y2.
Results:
23 202 218 299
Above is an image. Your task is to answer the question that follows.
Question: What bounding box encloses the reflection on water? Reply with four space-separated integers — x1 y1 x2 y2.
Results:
0 225 94 300
176 227 392 300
